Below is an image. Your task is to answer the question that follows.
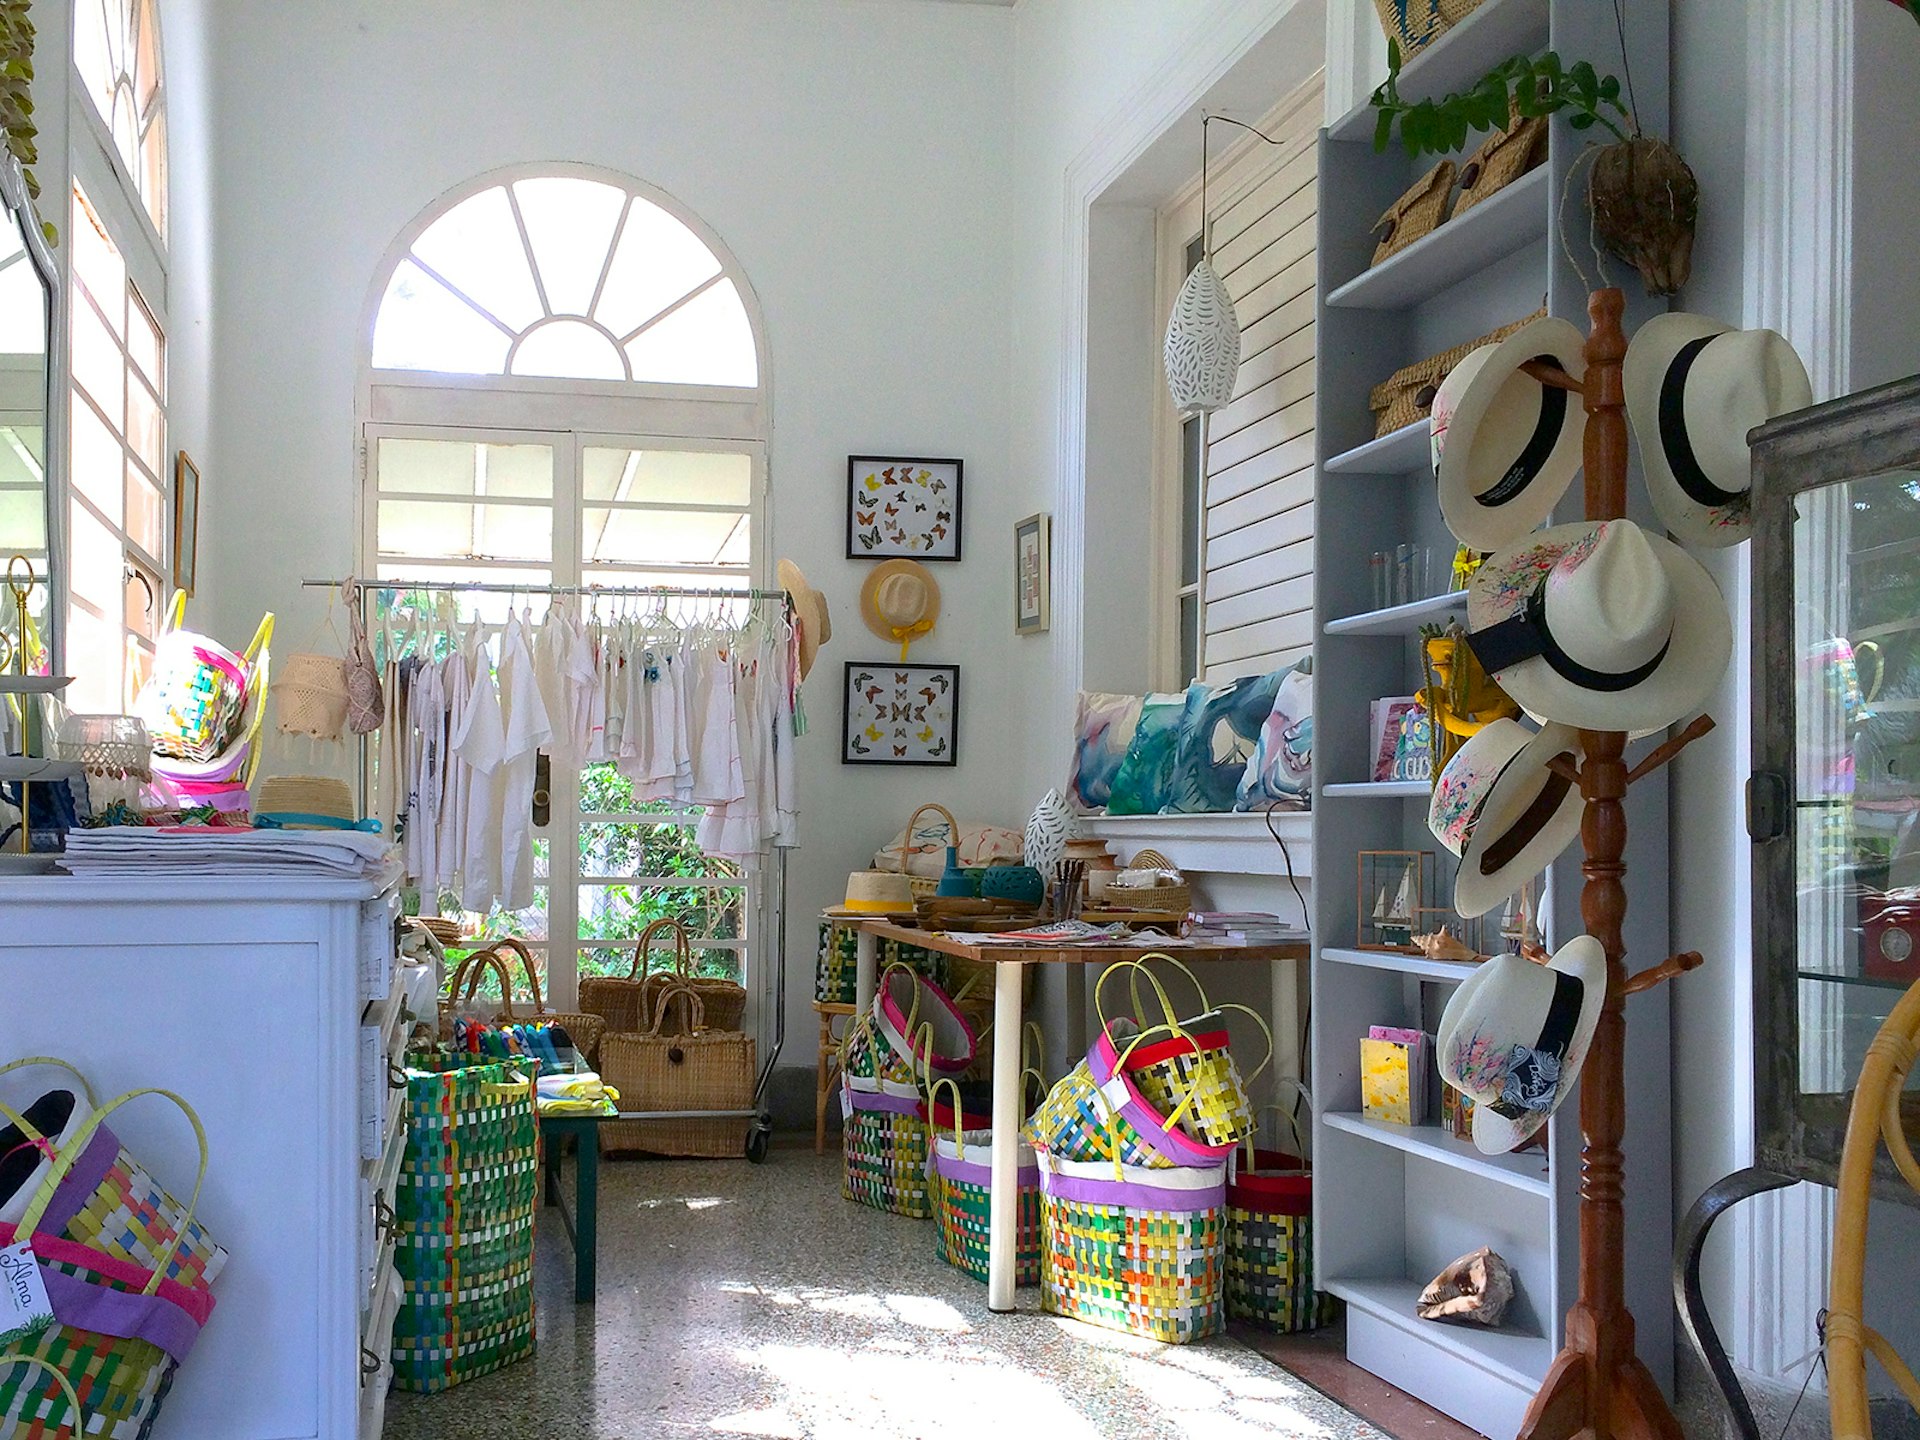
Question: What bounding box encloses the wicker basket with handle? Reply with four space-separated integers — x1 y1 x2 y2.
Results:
483 936 608 1068
580 918 745 1038
1105 848 1193 916
599 981 755 1159
897 801 960 898
438 948 520 1042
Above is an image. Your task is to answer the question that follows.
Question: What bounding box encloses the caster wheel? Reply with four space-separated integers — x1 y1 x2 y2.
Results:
746 1126 771 1164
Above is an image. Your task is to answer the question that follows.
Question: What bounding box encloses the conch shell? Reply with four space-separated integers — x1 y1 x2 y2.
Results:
1416 1246 1516 1327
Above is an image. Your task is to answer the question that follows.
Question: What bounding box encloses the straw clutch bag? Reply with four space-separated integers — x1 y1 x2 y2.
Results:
1368 308 1547 438
1453 115 1547 217
1371 0 1484 56
1371 161 1455 267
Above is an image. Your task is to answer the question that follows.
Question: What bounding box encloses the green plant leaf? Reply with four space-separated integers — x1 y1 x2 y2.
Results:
1599 74 1621 101
1570 111 1595 130
1374 106 1394 153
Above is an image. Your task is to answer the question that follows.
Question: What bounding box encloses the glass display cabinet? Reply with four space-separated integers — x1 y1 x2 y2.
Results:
1751 373 1920 1201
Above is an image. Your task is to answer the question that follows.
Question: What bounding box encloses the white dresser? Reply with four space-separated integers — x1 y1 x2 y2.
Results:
0 875 429 1440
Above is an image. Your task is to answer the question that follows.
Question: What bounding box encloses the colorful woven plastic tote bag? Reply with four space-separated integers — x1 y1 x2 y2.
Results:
1101 958 1270 1148
840 1079 932 1220
872 966 977 1080
1225 1104 1338 1332
391 1061 539 1393
0 1057 227 1440
1033 1148 1228 1344
1024 1018 1236 1172
925 1080 1041 1286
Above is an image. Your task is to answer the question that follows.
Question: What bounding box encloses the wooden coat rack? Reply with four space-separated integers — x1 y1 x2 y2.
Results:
1510 288 1710 1440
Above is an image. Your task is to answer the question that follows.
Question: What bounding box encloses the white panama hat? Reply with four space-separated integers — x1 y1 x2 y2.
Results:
1623 313 1812 548
1465 518 1731 733
1431 315 1588 551
1436 937 1608 1155
1427 718 1584 920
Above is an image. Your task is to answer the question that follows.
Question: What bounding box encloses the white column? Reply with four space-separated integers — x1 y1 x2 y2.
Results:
987 959 1025 1312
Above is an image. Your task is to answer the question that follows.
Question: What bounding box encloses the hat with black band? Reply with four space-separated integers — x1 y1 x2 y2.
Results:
1427 717 1584 919
1464 518 1731 733
1623 312 1812 549
1435 937 1607 1154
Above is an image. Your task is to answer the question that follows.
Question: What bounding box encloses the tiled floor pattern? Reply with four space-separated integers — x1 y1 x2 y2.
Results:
384 1148 1473 1440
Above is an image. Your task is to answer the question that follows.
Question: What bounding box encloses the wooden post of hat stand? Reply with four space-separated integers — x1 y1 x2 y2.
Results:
1513 287 1706 1440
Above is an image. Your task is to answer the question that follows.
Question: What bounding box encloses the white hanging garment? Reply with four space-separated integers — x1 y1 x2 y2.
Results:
404 659 446 891
435 636 474 895
565 608 598 764
490 612 554 912
582 626 609 764
534 603 572 765
771 624 800 847
371 614 408 838
689 647 746 808
452 624 507 912
697 642 763 859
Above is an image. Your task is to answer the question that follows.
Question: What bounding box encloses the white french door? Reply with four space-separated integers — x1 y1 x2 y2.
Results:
361 421 767 1006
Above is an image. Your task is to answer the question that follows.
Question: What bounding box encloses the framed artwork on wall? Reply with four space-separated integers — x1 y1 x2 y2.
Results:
1015 511 1050 635
842 661 958 766
173 450 201 596
846 455 963 560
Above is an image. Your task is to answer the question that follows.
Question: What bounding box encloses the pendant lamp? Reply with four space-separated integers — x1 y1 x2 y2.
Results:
1164 114 1287 416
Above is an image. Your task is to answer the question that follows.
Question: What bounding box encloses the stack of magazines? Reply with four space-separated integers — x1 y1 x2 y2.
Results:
61 827 401 886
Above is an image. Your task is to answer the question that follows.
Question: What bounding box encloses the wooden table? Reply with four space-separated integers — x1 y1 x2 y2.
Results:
851 918 1308 1312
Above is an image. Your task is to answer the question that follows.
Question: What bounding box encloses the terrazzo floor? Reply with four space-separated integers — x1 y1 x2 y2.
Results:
382 1148 1403 1440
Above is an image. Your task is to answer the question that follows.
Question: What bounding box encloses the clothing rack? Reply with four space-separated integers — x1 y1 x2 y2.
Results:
296 573 792 1155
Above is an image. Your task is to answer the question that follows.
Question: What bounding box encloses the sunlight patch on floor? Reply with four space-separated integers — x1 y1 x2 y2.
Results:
707 1407 806 1437
635 1195 734 1211
712 1281 972 1332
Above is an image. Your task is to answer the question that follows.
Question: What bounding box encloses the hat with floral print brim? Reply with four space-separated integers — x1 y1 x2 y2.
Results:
1436 938 1607 1155
1427 717 1584 919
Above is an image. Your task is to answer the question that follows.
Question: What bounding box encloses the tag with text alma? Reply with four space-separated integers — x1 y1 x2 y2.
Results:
0 1242 54 1349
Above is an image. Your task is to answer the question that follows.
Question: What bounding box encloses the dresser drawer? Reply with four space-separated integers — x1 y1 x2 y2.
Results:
358 1268 402 1440
359 890 402 1007
358 1025 407 1162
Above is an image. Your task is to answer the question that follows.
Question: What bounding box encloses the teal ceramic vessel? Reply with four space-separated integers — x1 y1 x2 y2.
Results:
936 846 979 897
977 864 1045 909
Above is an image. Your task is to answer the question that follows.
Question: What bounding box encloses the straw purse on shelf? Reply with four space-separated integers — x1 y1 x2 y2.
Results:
1452 114 1547 217
1371 160 1455 267
1370 0 1484 57
1368 307 1547 438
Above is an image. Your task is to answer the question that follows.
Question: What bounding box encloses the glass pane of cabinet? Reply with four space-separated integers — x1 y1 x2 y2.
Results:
1754 381 1920 1196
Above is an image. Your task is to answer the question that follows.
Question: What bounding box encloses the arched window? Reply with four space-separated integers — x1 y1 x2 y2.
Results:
72 0 167 239
371 173 757 387
359 166 769 1009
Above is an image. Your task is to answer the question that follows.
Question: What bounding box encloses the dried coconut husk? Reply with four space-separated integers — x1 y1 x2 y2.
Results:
1588 135 1698 296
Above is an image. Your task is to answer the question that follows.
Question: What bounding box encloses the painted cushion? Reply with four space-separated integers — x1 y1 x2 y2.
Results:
1066 691 1145 811
1236 665 1313 809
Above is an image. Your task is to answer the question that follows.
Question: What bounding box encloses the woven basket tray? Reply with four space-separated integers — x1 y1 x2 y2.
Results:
1104 848 1192 916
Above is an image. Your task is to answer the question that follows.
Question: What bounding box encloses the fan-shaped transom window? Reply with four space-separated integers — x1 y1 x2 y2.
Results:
72 0 168 239
372 175 758 388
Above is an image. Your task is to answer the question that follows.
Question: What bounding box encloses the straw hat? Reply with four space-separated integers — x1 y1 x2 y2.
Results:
254 774 359 830
1465 519 1731 733
1427 718 1583 919
1623 312 1812 548
777 558 831 681
860 559 941 660
823 869 917 918
1431 315 1588 551
1437 938 1607 1155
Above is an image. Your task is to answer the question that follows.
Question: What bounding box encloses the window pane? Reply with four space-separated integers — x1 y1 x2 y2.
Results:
70 191 126 332
579 822 739 880
511 177 625 317
124 555 159 638
1181 416 1202 589
126 374 163 477
1179 592 1199 686
578 766 699 818
140 104 167 237
376 438 552 499
371 260 511 374
579 883 745 943
71 295 124 425
126 295 162 391
377 499 552 562
579 944 741 984
624 279 756 387
125 462 163 559
582 507 746 567
71 395 122 517
594 198 722 338
582 447 752 507
409 185 545 331
65 594 121 714
371 566 554 629
511 319 625 381
69 498 120 610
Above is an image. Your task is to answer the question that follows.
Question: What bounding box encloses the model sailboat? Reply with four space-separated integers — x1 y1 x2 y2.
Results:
1374 864 1415 944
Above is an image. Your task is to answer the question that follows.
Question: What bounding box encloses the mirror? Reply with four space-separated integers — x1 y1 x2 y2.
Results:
0 151 58 677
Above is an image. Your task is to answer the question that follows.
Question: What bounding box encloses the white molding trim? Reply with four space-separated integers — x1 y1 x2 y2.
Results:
1081 810 1314 878
1052 0 1319 759
1730 0 1854 1384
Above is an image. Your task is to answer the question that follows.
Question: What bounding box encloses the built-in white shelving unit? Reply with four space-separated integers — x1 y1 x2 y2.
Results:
1309 4 1676 1436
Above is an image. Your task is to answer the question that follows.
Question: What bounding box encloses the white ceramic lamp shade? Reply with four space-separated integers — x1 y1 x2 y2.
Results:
1164 258 1242 415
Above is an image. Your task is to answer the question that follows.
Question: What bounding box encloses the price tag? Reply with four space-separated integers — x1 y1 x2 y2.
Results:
0 1242 54 1348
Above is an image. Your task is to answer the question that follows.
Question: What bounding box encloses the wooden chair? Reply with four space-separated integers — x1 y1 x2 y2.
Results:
1829 976 1920 1439
814 1001 854 1154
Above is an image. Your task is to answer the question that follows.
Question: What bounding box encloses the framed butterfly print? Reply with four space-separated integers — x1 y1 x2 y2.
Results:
846 455 963 560
842 661 959 766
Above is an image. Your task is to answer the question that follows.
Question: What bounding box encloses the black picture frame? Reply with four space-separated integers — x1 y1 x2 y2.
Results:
845 455 964 561
841 660 959 766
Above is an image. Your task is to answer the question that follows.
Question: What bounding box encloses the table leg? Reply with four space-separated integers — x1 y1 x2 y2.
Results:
544 1123 561 1208
987 959 1024 1313
575 1127 599 1304
855 929 878 1013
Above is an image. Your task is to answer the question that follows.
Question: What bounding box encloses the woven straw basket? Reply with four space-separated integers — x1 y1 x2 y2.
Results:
1371 161 1454 267
898 802 960 899
484 936 608 1068
1453 114 1547 218
580 917 745 1037
1105 849 1192 916
1368 307 1547 438
1371 0 1484 56
600 983 755 1158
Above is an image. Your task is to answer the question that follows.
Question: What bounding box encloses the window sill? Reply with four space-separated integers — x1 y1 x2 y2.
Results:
1078 810 1312 879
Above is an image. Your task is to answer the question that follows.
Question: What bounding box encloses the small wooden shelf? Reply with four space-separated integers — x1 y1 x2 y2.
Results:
1323 780 1430 799
1327 0 1553 142
1323 1111 1551 1195
1324 590 1465 636
1325 420 1428 476
1322 944 1480 984
1324 1276 1554 1389
1326 167 1550 310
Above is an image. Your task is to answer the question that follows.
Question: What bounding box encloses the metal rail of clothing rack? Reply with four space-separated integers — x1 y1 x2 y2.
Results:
300 574 794 1160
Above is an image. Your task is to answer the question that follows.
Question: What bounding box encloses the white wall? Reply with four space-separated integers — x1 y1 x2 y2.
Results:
197 0 1019 1100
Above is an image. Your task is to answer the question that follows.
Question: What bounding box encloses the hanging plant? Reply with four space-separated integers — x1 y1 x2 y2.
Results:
1369 44 1696 296
0 0 53 245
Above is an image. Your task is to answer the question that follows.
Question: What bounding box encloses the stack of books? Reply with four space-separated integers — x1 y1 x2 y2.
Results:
1188 911 1307 943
